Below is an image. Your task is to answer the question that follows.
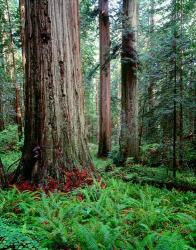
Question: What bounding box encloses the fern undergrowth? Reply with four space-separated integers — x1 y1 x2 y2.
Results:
0 177 195 250
0 142 196 249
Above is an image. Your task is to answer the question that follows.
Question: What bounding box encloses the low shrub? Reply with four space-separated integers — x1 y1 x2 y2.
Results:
140 143 164 167
0 218 41 250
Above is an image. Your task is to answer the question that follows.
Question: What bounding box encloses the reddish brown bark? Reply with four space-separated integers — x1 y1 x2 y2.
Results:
15 0 93 185
147 0 155 138
19 0 26 68
98 0 111 157
119 0 139 161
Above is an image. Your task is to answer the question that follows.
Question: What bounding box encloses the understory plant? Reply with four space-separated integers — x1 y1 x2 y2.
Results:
0 178 195 250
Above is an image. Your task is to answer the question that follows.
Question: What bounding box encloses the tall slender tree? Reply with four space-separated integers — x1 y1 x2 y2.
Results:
0 85 4 131
147 0 155 139
98 0 111 157
19 0 25 67
5 0 23 140
15 0 93 184
172 0 178 178
119 0 139 161
179 0 184 169
0 1 6 132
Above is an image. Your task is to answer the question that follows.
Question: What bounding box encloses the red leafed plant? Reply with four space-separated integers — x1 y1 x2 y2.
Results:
8 167 93 193
63 168 92 192
76 193 85 201
15 181 35 192
97 175 106 189
47 178 58 191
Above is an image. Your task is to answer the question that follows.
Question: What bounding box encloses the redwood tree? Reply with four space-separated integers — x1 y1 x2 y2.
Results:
119 0 139 161
98 0 111 157
15 0 93 184
147 0 155 139
19 0 25 67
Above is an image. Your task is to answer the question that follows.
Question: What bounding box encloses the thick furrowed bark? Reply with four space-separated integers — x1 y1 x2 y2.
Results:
16 0 93 185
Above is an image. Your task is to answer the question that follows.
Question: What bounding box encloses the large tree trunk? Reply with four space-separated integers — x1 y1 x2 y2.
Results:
15 0 93 185
119 0 139 161
98 0 111 157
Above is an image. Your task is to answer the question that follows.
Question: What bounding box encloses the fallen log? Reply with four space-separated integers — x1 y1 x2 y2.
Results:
122 176 196 193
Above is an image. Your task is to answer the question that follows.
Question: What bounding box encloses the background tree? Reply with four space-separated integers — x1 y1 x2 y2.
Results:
98 0 111 157
119 0 139 162
138 0 196 170
5 0 23 140
80 0 99 144
0 0 23 133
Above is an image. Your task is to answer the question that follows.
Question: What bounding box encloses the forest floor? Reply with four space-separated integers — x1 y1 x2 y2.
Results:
0 126 196 249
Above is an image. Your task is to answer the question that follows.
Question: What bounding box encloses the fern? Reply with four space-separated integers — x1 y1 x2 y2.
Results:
75 224 99 250
0 177 195 249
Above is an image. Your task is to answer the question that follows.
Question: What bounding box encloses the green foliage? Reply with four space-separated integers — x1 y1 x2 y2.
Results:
0 218 41 250
108 149 124 166
0 0 23 126
89 144 112 170
136 231 194 250
0 125 21 152
140 143 164 167
0 150 21 171
138 0 196 171
115 163 196 187
0 125 22 171
0 178 195 250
